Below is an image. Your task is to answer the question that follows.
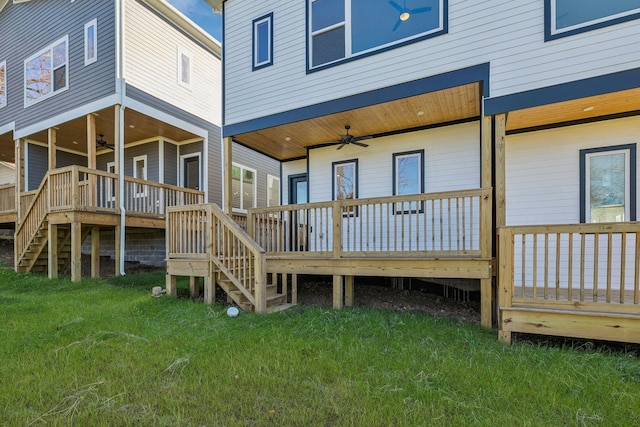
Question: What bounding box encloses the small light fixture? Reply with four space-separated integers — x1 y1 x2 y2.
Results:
285 137 291 141
72 141 78 145
400 11 410 21
129 124 136 129
417 111 425 116
582 106 595 112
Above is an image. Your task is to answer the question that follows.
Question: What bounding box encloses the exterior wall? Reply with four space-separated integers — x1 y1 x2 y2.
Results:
0 163 14 185
124 142 159 182
83 227 166 267
124 0 221 126
232 142 280 208
164 141 178 186
0 0 116 131
282 159 306 204
222 1 640 126
505 116 640 226
308 122 479 203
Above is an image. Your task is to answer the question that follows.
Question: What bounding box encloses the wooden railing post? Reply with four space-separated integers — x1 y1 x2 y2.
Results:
498 227 513 343
332 200 342 258
254 252 267 313
247 208 254 239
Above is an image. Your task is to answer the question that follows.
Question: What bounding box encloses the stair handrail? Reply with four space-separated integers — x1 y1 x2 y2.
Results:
15 172 51 264
209 203 268 312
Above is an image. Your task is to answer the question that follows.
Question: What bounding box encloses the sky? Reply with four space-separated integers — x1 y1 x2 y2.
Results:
166 0 223 41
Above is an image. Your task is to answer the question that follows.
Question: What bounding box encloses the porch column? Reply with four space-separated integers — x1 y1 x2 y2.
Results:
48 128 57 170
14 139 24 221
480 114 493 328
223 136 232 214
70 222 82 282
494 113 507 333
87 114 97 207
48 223 58 279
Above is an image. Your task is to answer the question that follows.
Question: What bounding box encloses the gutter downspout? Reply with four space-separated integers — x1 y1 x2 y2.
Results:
116 0 126 276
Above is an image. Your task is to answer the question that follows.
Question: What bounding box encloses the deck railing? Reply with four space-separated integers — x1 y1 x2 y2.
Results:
166 204 267 311
499 223 640 312
0 184 15 214
249 188 492 258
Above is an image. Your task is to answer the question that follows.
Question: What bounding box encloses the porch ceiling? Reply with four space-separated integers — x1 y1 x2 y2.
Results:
232 83 481 161
506 87 640 132
0 107 200 162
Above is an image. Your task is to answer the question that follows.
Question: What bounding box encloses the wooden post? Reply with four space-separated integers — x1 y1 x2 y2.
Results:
223 136 233 214
497 227 514 344
254 254 267 313
333 275 343 309
166 273 177 297
332 201 342 259
480 114 494 329
345 275 354 307
494 113 507 329
291 273 298 305
87 114 97 206
114 225 122 277
91 226 100 278
48 128 57 170
48 223 58 279
70 222 82 282
190 276 201 298
203 276 214 303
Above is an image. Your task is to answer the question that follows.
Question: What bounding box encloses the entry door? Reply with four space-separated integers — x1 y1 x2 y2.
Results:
289 174 308 251
183 155 200 190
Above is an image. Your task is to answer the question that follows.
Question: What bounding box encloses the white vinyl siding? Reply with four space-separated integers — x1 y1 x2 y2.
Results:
505 116 640 226
124 0 221 125
223 0 640 125
177 46 192 88
282 159 306 204
267 174 280 206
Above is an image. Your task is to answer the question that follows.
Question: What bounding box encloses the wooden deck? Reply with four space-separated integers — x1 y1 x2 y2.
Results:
499 224 640 344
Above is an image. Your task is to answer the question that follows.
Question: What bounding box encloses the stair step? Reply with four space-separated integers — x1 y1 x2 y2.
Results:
266 303 296 314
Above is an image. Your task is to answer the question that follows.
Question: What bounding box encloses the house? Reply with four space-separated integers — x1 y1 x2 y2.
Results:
0 0 278 279
166 0 640 341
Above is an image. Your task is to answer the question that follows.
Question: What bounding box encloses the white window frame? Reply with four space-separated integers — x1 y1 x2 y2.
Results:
133 155 147 197
24 35 69 107
584 149 631 223
177 46 192 89
84 19 98 66
231 163 257 213
0 60 6 109
267 174 280 207
252 13 273 70
179 152 202 190
106 161 116 201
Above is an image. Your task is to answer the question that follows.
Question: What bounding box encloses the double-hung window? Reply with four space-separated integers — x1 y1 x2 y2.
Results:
547 0 640 40
252 13 273 70
333 159 358 216
308 0 446 70
393 149 424 213
24 36 69 106
84 19 97 66
133 155 147 197
232 164 257 212
0 61 6 109
580 144 636 223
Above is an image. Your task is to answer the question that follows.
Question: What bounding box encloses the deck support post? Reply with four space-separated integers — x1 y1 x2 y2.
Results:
48 223 58 279
91 226 100 278
70 222 82 282
480 113 494 328
291 273 298 305
494 113 507 328
223 137 233 214
204 276 214 303
190 276 201 298
166 273 177 297
114 225 122 277
333 275 343 309
345 275 354 307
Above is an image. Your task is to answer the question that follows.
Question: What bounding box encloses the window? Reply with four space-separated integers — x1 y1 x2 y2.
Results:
0 61 6 109
333 159 358 215
177 47 192 88
84 19 97 66
232 164 256 212
24 36 68 106
267 174 280 207
546 0 640 40
308 0 446 70
106 162 116 201
133 155 147 196
393 149 424 212
252 13 273 70
580 144 636 223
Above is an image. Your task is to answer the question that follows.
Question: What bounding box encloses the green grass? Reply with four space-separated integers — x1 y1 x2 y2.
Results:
1 268 639 426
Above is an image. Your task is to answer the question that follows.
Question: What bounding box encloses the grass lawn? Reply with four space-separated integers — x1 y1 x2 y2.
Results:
1 267 639 426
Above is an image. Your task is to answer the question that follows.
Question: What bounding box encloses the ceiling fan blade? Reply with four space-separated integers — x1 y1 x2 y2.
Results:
392 18 402 31
410 7 432 14
336 142 347 150
354 135 373 142
388 0 404 13
351 141 369 148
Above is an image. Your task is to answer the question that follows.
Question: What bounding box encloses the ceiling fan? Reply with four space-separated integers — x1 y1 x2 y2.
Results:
330 125 372 150
389 0 432 31
96 134 115 150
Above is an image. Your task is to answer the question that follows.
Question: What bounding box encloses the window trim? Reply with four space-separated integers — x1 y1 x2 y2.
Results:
306 0 448 73
252 12 274 71
177 46 192 89
0 60 6 109
133 154 147 197
84 19 98 66
267 174 280 207
24 35 69 107
392 149 425 214
332 158 358 217
579 144 636 223
106 161 116 201
545 0 640 41
231 163 257 213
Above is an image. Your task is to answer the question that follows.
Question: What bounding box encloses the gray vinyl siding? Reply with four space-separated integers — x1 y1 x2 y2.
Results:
126 84 222 205
125 142 159 182
96 151 115 171
164 142 178 186
0 0 116 129
57 151 87 168
26 144 46 191
233 142 280 208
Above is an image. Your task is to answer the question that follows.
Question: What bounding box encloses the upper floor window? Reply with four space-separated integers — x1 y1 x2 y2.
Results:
0 61 6 109
178 47 192 88
580 144 636 223
232 163 257 212
308 0 446 71
84 19 97 66
24 36 69 106
252 13 273 70
547 0 640 40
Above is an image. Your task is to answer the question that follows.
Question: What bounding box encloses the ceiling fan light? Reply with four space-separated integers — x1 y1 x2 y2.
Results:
400 12 410 21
